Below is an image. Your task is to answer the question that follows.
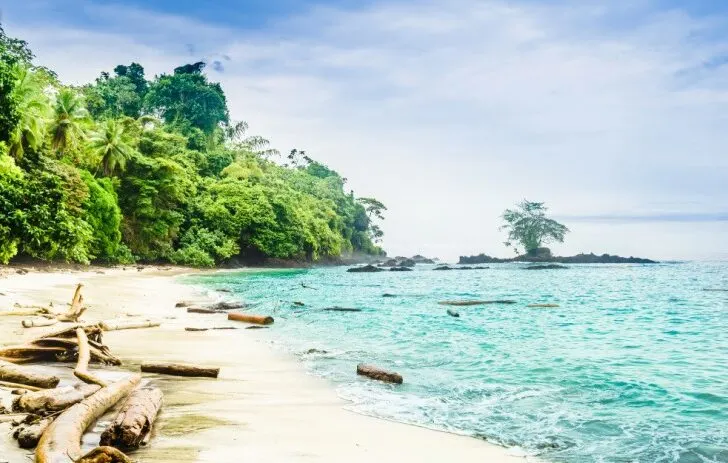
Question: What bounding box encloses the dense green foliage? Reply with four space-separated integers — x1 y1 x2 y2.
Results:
0 27 385 266
500 200 569 254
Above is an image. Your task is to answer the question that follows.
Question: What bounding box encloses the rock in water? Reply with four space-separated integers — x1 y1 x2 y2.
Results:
524 264 569 270
447 309 460 318
347 265 385 273
390 266 413 272
356 364 403 384
433 266 453 271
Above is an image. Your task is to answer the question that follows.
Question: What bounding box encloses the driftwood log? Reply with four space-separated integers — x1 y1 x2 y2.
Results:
76 446 133 463
227 313 274 325
141 362 219 378
187 307 217 314
0 380 44 391
0 359 60 388
35 374 140 463
13 384 101 414
356 363 403 384
184 327 238 332
100 319 160 331
100 386 163 449
74 328 107 387
21 317 59 328
13 415 54 448
527 303 560 308
323 307 362 312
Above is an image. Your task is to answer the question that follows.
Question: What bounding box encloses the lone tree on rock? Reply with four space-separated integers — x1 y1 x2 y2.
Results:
500 200 569 256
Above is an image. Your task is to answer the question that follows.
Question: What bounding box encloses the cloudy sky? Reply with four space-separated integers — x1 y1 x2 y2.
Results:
3 0 727 261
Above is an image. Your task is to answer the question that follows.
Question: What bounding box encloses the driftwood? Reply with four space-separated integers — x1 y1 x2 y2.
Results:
0 307 51 317
76 446 134 463
438 300 517 306
187 307 217 314
21 317 59 328
0 359 60 388
32 337 121 365
13 415 54 448
527 303 560 308
141 362 219 378
0 380 44 391
55 283 87 322
13 384 101 414
447 308 460 318
100 386 163 449
227 313 274 325
356 364 403 384
293 301 305 306
245 326 269 330
0 346 67 361
74 328 107 387
100 319 160 331
35 375 140 463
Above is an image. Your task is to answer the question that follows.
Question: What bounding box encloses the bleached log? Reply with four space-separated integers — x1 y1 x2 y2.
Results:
100 319 160 331
0 359 60 388
74 328 107 387
100 386 163 449
13 384 101 414
35 375 140 463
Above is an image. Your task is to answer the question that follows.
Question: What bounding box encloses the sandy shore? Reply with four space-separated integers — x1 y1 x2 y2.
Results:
0 266 534 462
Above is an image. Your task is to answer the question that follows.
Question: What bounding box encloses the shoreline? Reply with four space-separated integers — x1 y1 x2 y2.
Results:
0 266 534 462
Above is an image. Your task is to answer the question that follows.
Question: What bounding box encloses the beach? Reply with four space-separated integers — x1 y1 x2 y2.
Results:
0 266 531 463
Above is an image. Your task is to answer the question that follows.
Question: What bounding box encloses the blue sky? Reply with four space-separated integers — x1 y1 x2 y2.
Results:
3 0 728 260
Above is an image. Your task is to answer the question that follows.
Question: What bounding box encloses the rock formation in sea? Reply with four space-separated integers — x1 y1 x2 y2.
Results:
458 248 657 265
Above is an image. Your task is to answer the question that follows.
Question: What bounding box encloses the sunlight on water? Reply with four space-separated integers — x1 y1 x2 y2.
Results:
186 263 728 463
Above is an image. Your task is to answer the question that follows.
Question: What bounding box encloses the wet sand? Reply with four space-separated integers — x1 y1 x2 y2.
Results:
0 267 534 462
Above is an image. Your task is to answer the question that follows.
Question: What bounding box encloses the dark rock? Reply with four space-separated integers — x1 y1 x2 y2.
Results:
187 307 217 314
703 288 728 292
323 307 362 312
524 264 569 270
382 293 397 298
175 301 193 308
378 259 399 267
459 249 657 264
245 326 269 330
304 348 329 355
457 266 473 270
438 300 517 306
293 301 305 306
208 301 246 311
433 266 454 271
347 265 385 273
398 258 416 267
447 309 460 318
390 266 413 272
411 255 436 264
16 268 29 275
217 288 233 293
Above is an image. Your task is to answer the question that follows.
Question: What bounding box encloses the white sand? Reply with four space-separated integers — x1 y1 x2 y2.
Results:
0 267 536 462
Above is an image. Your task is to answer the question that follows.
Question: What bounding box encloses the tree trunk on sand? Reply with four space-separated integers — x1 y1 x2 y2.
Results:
74 328 107 387
13 384 101 414
21 317 59 328
99 319 160 331
100 386 163 449
0 359 60 388
76 446 133 463
35 375 140 463
227 313 274 325
356 364 404 384
141 362 219 378
0 346 67 362
13 416 54 448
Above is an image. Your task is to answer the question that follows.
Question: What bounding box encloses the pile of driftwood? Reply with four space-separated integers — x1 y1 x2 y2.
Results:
0 283 218 462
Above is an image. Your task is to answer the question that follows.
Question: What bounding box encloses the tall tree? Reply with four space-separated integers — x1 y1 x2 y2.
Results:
49 88 89 156
500 200 569 255
7 65 51 160
143 62 229 134
89 119 135 176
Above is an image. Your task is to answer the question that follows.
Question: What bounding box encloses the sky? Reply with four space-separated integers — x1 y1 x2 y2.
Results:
2 0 728 261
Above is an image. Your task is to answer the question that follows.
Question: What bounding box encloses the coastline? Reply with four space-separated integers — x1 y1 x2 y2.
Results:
0 266 534 462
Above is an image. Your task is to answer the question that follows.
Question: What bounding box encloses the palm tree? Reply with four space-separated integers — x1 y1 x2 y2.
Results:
89 119 135 176
49 88 89 156
7 65 51 160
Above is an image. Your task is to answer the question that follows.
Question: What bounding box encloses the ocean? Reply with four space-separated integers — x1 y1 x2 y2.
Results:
184 262 728 463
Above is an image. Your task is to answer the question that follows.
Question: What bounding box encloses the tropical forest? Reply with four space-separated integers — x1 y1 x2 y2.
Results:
0 25 385 267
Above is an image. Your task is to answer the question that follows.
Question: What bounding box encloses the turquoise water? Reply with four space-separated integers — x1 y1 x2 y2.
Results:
187 263 728 462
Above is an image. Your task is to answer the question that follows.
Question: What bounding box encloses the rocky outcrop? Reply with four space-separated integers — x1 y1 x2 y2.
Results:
347 265 385 273
459 248 657 264
411 255 436 264
524 264 569 270
390 266 413 272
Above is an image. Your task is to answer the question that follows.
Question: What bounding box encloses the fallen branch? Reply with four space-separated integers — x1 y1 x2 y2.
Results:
13 384 101 414
356 363 403 384
35 375 140 463
100 319 160 331
100 386 163 449
0 380 44 391
0 359 60 388
21 317 59 328
227 313 274 325
141 362 219 378
74 328 107 387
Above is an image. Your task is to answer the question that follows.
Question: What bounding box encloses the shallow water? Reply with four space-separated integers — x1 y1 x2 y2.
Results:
187 262 728 463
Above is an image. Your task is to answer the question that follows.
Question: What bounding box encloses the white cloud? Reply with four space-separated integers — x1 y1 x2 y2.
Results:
4 0 728 260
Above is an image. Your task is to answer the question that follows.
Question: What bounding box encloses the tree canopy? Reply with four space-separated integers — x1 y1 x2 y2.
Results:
0 26 385 266
500 200 569 255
